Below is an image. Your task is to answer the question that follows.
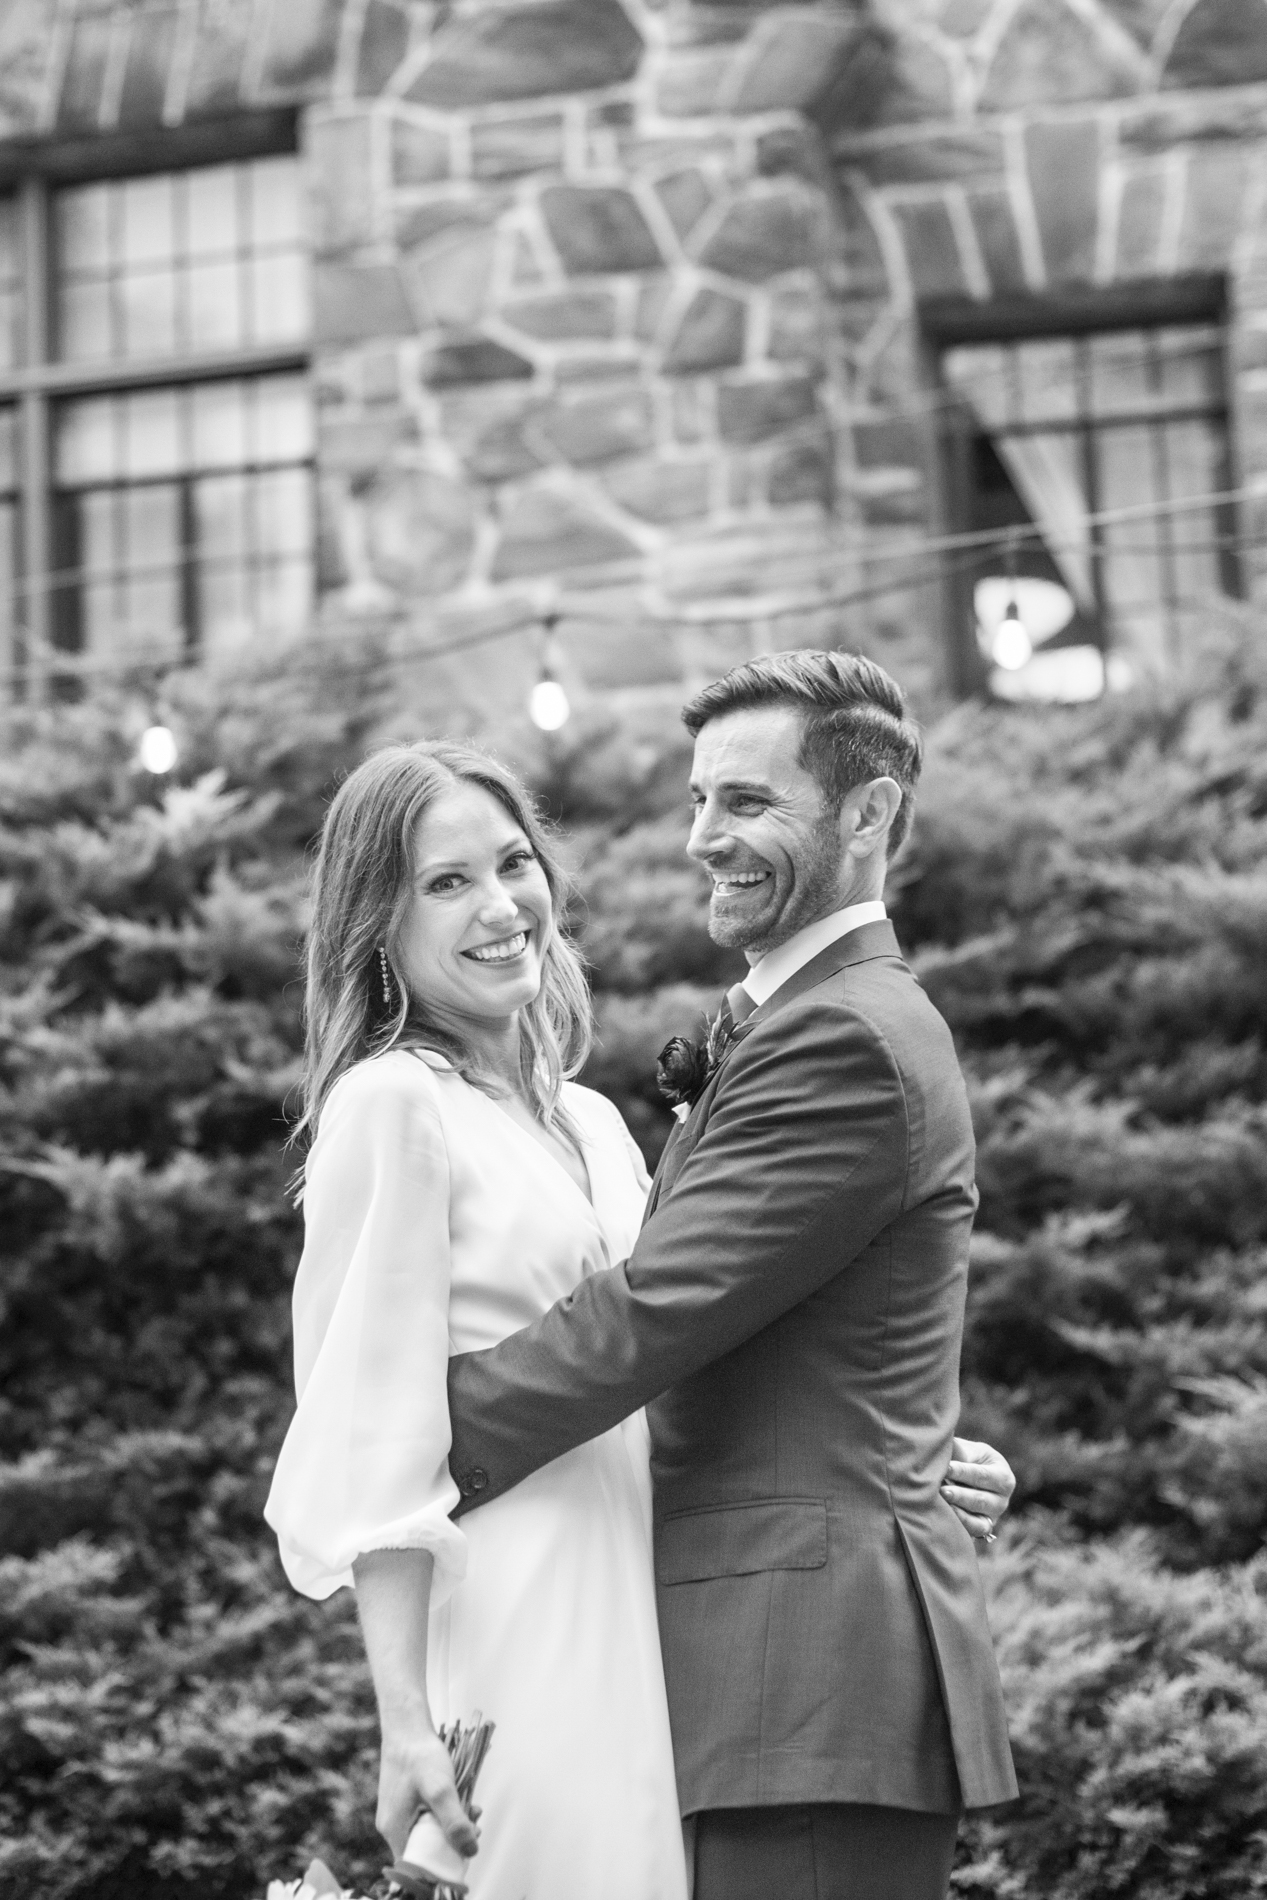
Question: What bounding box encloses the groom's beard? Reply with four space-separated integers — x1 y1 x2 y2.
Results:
706 810 844 959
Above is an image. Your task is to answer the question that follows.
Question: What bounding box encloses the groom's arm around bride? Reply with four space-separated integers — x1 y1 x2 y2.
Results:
447 651 1017 1900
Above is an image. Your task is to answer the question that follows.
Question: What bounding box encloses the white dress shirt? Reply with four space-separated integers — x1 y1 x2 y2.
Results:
740 899 888 1009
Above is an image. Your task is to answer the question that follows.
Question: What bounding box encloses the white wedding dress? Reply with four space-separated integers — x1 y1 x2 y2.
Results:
265 1047 689 1900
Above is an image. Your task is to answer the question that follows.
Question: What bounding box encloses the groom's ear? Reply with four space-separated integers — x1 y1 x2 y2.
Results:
841 776 902 860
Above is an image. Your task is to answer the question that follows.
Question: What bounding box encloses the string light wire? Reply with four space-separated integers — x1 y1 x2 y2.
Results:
0 479 1262 694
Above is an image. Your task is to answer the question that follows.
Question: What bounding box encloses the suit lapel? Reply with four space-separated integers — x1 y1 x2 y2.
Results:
645 921 905 1220
744 919 904 1027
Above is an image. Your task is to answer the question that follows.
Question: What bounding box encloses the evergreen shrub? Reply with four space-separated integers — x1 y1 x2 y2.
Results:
0 635 1264 1897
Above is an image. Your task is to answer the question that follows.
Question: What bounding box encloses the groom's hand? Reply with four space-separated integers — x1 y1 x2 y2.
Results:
941 1437 1015 1541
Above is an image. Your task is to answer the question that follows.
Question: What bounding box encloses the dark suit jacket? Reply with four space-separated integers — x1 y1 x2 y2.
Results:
446 920 1017 1816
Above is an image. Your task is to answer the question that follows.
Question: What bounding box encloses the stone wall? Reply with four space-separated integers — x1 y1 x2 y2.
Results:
303 2 896 729
5 0 1267 722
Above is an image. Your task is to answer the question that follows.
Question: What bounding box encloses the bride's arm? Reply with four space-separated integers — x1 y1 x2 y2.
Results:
264 1059 472 1857
354 1548 479 1862
265 1058 467 1598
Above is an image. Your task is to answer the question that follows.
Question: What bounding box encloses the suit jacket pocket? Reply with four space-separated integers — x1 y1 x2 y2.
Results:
656 1498 828 1585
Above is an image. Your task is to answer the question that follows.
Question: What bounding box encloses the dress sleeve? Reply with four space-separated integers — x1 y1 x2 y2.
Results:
264 1058 467 1602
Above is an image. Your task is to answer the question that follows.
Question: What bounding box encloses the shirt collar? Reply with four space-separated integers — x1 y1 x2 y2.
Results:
740 900 888 1009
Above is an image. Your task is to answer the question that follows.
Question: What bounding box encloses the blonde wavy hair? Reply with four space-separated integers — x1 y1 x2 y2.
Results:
292 739 592 1154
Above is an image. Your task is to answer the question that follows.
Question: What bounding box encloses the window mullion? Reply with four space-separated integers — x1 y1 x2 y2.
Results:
1074 337 1109 663
180 475 198 659
17 174 52 700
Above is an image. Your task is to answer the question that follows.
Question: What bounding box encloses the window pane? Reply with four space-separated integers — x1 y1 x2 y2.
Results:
1167 419 1225 599
0 289 17 373
121 268 177 357
253 374 313 462
57 184 111 274
196 473 251 655
79 490 121 651
1098 426 1162 612
80 488 116 582
1089 330 1153 416
122 483 182 659
192 382 248 470
0 407 16 491
249 252 308 345
187 259 243 350
57 396 119 484
186 165 239 258
250 156 303 247
1154 326 1222 409
121 174 174 267
197 471 247 561
0 199 20 371
202 572 253 656
255 466 312 557
1014 339 1079 427
59 278 115 361
0 503 16 660
944 345 1009 426
124 389 183 478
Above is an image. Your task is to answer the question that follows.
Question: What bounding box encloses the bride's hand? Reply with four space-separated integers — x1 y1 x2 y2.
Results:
941 1436 1016 1541
376 1720 481 1863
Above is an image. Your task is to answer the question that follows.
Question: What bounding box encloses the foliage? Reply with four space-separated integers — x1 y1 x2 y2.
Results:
0 631 1265 1897
957 1526 1267 1899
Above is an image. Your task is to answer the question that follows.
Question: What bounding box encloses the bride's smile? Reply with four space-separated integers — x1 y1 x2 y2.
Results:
463 930 529 964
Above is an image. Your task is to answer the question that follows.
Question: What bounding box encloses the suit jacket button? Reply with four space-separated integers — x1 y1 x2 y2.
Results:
466 1468 489 1494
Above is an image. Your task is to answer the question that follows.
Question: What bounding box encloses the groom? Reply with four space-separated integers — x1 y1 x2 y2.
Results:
446 650 1018 1899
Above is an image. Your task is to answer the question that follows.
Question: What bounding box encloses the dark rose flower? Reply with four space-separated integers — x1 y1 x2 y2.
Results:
656 1035 710 1108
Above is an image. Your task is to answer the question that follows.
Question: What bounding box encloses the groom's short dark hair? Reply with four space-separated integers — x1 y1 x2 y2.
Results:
681 649 924 856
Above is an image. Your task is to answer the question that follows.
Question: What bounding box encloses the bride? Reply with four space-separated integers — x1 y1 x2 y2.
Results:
264 739 1010 1899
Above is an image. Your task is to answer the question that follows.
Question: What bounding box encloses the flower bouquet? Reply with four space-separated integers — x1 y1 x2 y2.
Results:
266 1713 495 1900
266 1862 360 1900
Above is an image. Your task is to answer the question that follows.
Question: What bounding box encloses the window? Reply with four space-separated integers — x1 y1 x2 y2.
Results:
52 374 312 664
55 161 307 363
930 285 1242 700
1 147 312 697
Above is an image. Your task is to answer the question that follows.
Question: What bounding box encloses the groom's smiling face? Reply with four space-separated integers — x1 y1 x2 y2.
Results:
686 704 847 961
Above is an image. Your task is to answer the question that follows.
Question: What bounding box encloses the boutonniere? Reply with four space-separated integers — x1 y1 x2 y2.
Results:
655 1004 750 1113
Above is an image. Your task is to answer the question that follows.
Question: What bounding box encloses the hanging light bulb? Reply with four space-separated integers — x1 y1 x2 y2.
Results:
138 722 178 775
529 614 571 731
529 676 570 731
992 595 1033 672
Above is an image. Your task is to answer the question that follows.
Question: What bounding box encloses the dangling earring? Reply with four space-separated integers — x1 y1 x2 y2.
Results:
378 945 392 1007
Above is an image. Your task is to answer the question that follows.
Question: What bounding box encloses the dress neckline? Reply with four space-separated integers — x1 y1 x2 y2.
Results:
482 1086 597 1214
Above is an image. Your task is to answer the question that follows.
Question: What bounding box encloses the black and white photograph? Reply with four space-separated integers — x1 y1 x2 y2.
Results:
1 3 1265 1898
